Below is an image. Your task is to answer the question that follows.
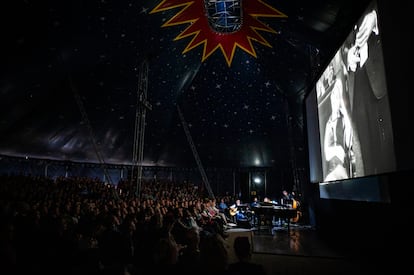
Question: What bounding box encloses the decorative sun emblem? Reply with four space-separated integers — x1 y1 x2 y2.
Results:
150 0 287 66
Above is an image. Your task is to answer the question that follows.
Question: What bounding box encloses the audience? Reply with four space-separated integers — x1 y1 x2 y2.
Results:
0 174 250 275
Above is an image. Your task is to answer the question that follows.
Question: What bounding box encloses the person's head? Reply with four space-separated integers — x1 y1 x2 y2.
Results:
326 63 335 85
200 233 229 271
233 236 251 261
153 233 179 265
185 226 200 249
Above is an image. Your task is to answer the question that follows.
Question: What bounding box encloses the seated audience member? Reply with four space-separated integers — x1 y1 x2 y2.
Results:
199 231 229 275
228 236 266 275
209 198 229 225
176 226 201 273
218 198 230 216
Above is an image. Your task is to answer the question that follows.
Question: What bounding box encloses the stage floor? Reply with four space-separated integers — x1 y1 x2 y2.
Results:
224 223 385 275
225 223 344 259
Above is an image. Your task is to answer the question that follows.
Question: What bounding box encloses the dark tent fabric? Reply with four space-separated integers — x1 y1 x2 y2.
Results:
0 0 371 173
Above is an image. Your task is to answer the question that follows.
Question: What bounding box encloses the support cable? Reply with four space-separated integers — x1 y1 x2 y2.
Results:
177 105 215 200
58 52 118 199
69 77 119 200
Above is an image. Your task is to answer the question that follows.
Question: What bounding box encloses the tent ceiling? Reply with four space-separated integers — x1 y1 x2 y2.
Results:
0 0 370 168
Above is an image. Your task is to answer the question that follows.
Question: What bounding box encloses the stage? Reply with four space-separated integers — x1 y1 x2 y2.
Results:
223 224 374 275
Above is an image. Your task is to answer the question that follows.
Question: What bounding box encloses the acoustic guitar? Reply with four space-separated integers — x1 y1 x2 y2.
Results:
229 207 238 216
230 204 250 217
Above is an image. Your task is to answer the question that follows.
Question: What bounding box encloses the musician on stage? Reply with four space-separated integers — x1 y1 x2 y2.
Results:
282 190 293 200
250 197 260 226
281 190 294 206
229 199 251 227
250 196 260 208
263 197 272 204
280 190 302 225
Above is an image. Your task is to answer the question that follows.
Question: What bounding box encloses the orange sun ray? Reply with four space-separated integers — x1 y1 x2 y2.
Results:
150 0 287 66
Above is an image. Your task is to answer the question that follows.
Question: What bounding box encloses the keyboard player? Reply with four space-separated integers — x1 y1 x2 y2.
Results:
251 197 297 233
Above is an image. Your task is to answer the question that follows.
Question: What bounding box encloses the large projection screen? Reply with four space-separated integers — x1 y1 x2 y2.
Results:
304 0 402 202
316 0 396 184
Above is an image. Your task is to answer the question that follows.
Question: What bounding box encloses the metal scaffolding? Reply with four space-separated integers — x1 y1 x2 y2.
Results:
131 58 152 198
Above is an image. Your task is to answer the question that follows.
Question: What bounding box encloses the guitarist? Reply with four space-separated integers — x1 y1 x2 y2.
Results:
229 199 250 226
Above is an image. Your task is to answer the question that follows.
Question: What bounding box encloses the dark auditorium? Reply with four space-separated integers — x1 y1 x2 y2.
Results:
0 0 410 274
